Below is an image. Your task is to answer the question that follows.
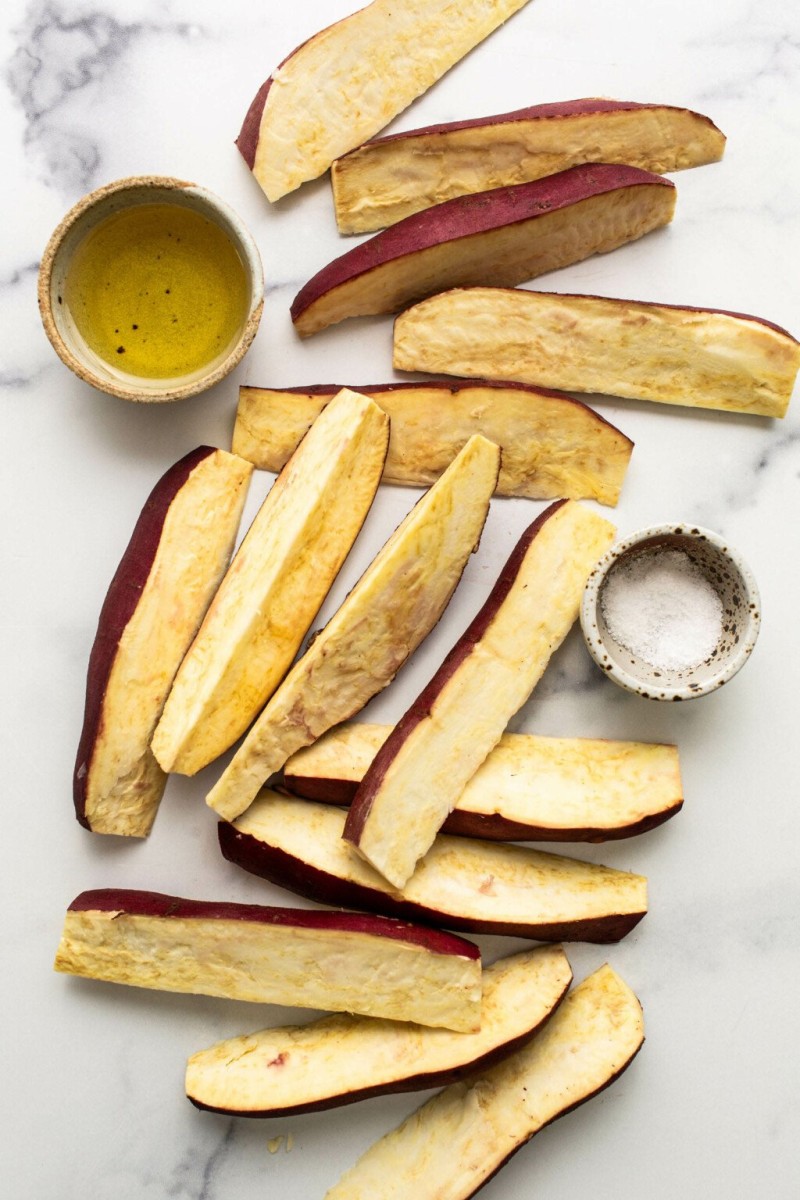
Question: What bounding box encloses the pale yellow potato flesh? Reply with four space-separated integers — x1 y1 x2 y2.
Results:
284 721 682 838
185 946 571 1115
352 501 616 889
394 288 800 418
252 0 533 201
325 964 644 1199
333 102 725 233
294 183 675 336
54 907 481 1031
83 450 252 836
234 383 632 506
151 390 388 775
232 792 648 933
206 435 500 822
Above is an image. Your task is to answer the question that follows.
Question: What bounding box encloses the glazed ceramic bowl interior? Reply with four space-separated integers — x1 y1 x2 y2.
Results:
580 524 761 701
38 175 264 402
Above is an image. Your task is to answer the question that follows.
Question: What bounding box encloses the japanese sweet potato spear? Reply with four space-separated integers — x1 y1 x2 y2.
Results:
291 164 676 336
345 500 616 889
324 964 644 1200
394 288 800 418
186 946 571 1117
283 722 683 842
236 0 534 202
206 435 500 822
233 381 633 506
219 792 648 942
73 447 252 838
151 389 389 776
54 889 482 1031
332 97 725 233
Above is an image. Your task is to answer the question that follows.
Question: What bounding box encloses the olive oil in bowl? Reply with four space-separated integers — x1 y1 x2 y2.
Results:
39 177 264 402
66 203 250 382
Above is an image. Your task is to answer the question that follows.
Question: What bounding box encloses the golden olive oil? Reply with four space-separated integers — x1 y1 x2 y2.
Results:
65 203 250 380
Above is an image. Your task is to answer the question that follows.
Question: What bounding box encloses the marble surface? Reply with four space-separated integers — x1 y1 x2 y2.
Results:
2 1 799 1196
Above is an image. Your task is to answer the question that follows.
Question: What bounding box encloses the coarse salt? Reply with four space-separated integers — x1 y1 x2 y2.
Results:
600 549 723 672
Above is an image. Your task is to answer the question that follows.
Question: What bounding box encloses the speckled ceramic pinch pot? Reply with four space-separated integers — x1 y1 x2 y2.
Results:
580 523 761 701
38 175 264 403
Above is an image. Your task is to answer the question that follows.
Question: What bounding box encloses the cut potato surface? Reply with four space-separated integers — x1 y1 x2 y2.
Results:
186 946 571 1117
236 0 534 202
206 435 500 823
394 288 800 418
151 390 388 776
54 890 481 1031
292 164 676 336
333 96 724 232
234 381 633 506
346 500 616 889
220 792 648 942
283 721 682 841
74 447 252 837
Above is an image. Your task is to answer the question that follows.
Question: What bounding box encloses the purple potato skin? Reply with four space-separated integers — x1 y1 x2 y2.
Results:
344 501 566 847
290 165 674 325
73 447 215 829
236 78 273 167
217 824 646 944
67 889 481 959
279 774 682 842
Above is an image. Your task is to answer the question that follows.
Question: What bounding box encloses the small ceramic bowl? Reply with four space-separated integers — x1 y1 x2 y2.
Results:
580 524 761 701
38 175 264 403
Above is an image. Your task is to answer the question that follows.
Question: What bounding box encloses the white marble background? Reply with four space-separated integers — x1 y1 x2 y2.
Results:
2 1 799 1197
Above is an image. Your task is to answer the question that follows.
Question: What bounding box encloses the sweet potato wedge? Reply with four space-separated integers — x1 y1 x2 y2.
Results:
283 721 683 841
206 435 500 823
394 288 800 418
332 97 724 233
151 390 388 776
291 164 676 336
74 447 252 837
344 500 616 888
324 964 644 1199
219 792 648 942
186 946 571 1117
236 0 533 202
233 381 633 506
54 889 481 1031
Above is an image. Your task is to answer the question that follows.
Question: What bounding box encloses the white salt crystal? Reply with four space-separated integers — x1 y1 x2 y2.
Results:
601 549 723 672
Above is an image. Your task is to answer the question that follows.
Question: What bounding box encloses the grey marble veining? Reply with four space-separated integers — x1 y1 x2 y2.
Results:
2 0 800 1197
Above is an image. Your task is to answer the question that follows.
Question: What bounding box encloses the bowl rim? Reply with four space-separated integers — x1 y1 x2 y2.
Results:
37 174 265 403
580 522 762 701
